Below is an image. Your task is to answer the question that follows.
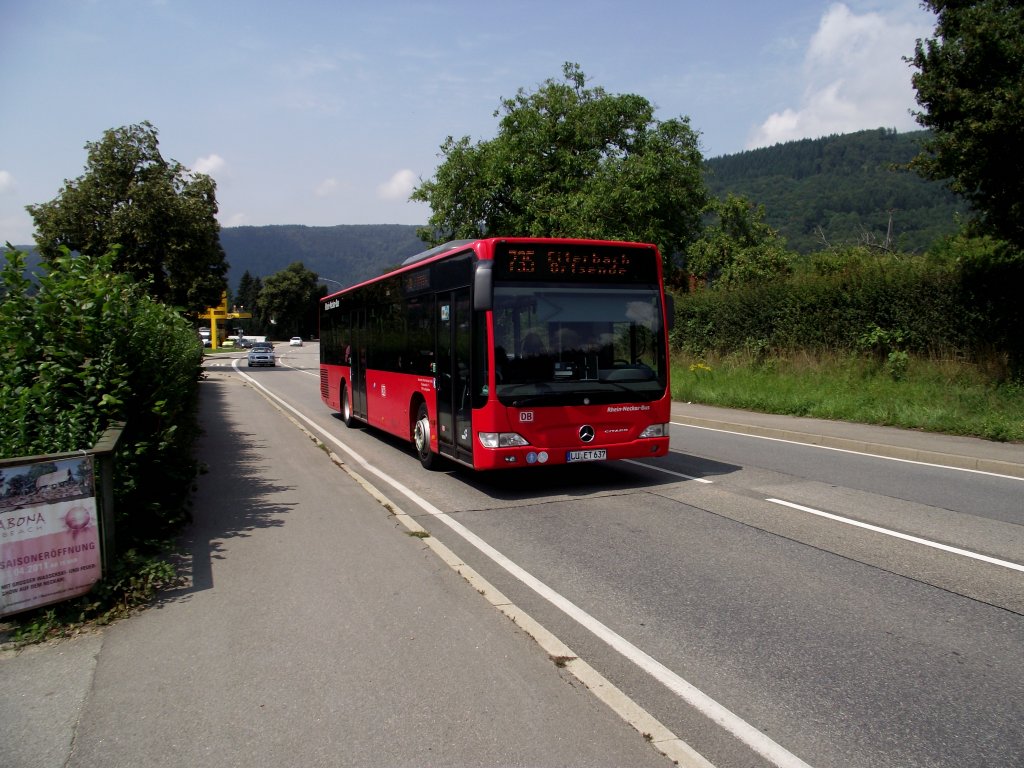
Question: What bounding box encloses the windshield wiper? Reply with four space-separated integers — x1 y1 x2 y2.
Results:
509 385 631 407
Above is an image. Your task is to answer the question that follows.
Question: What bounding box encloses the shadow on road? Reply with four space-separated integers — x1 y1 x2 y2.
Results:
328 412 741 501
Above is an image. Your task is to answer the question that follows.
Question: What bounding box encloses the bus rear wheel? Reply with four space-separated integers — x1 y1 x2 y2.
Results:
341 383 355 428
413 403 436 470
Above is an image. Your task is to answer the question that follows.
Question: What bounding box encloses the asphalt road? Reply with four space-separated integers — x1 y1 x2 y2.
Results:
250 343 1024 768
3 342 1021 768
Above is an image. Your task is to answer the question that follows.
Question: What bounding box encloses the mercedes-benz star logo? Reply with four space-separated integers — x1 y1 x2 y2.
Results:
579 425 595 443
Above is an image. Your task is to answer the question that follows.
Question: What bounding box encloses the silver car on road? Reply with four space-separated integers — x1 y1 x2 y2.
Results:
247 343 275 367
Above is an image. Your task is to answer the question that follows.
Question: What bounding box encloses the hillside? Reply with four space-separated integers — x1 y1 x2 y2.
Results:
220 224 424 290
2 224 427 292
6 130 967 287
704 128 964 254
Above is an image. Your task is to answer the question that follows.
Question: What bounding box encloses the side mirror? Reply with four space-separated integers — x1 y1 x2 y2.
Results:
473 261 493 311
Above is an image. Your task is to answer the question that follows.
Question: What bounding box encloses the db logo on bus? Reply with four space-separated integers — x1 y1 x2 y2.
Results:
519 411 535 423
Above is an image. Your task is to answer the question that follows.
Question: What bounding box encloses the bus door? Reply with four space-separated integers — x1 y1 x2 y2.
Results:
436 288 473 462
350 307 368 419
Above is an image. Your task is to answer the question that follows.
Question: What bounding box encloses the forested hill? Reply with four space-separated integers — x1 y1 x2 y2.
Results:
218 131 963 288
3 224 426 292
704 128 963 254
220 224 424 290
8 130 965 288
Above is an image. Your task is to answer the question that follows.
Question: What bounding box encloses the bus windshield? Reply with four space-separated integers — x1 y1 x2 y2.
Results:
492 284 667 406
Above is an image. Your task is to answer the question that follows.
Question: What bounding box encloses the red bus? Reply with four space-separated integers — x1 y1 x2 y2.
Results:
319 237 673 470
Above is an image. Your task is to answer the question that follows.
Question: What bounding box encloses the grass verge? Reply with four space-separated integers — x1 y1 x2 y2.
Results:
672 351 1024 443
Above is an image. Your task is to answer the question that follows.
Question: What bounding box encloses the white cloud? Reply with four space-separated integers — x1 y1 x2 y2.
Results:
315 178 339 197
193 154 227 176
748 3 930 149
0 170 14 194
377 169 416 201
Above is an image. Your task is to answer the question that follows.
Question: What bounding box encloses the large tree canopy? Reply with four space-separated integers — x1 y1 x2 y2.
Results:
686 194 793 289
909 0 1024 249
27 121 228 310
258 262 323 339
411 63 707 272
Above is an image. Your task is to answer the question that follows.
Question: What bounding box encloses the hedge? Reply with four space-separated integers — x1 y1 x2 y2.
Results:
673 245 1021 375
1 246 204 550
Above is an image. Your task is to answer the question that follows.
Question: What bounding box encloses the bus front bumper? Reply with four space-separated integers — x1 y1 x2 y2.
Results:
473 432 669 470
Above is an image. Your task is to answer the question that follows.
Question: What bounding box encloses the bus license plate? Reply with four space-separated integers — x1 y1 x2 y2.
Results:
566 449 607 463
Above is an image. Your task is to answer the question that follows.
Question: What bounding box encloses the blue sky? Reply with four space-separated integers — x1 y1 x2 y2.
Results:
1 0 935 244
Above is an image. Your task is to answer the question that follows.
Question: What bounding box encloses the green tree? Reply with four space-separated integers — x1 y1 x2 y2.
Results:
411 63 707 275
236 271 261 312
686 194 794 289
235 270 263 332
909 0 1024 249
27 121 228 310
258 262 323 338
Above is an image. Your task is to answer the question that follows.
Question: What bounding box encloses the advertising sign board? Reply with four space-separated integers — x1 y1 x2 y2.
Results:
1 456 101 617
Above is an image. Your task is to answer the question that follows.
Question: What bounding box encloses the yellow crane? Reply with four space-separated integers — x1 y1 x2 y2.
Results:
198 292 252 350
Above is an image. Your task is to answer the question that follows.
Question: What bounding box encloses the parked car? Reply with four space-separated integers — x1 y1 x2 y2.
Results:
289 337 303 347
247 345 275 367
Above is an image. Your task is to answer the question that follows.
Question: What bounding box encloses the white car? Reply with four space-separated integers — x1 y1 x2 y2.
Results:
289 337 303 346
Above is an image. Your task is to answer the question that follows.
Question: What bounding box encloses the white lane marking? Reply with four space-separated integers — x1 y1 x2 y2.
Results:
624 459 713 484
234 359 814 768
278 358 318 377
672 421 1023 481
766 498 1024 573
224 351 317 376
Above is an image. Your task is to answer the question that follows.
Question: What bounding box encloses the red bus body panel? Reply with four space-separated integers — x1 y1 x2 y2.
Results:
320 365 436 447
321 359 669 469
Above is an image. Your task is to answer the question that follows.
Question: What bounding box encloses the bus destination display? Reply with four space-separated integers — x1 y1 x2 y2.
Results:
494 243 657 284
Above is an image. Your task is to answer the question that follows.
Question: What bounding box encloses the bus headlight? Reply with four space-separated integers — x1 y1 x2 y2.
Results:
639 423 668 438
478 432 531 449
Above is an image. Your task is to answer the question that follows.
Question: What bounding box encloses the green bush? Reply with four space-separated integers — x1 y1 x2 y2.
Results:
0 246 203 551
944 234 1024 374
672 251 982 363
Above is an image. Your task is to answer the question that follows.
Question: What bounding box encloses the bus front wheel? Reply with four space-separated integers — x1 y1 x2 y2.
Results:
413 403 436 470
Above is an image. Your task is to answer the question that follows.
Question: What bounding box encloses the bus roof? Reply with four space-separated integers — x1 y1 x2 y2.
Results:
400 239 479 266
321 237 661 301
